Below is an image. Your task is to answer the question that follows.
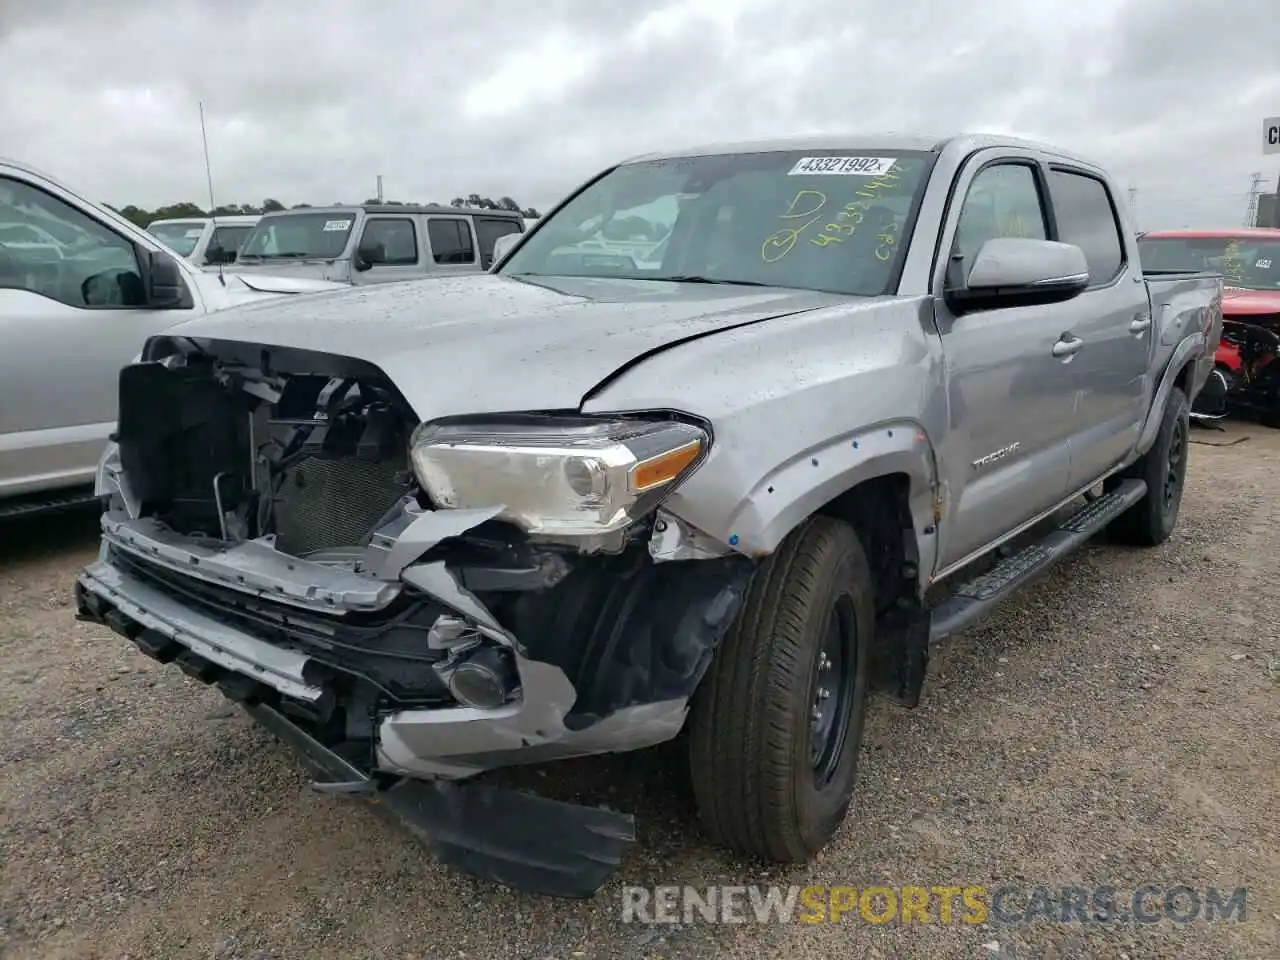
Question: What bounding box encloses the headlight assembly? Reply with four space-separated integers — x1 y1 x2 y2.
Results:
408 417 709 537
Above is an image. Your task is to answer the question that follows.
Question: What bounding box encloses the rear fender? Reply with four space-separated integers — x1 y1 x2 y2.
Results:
1136 332 1204 457
701 419 940 576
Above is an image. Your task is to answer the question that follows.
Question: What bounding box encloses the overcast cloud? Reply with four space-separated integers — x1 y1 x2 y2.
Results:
2 0 1277 229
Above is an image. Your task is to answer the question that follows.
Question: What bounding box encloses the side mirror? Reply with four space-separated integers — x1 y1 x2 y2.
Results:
146 249 187 308
204 244 225 266
945 237 1090 312
491 232 520 268
355 245 382 271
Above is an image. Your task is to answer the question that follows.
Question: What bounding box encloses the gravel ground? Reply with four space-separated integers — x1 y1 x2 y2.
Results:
1 420 1277 960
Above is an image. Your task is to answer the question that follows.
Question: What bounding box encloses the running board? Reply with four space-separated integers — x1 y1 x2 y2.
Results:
0 487 97 521
928 479 1147 644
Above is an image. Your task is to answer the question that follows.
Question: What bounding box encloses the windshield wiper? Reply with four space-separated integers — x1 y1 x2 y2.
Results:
656 275 780 288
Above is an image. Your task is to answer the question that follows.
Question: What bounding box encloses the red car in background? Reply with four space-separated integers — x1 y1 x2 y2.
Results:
1139 228 1280 426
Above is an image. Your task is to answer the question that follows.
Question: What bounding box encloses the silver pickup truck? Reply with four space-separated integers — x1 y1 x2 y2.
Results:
76 133 1223 898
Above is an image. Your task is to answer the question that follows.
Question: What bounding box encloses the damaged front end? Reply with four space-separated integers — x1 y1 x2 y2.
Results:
75 336 754 897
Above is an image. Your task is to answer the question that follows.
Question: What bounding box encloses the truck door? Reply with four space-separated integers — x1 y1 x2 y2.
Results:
0 174 198 497
352 216 422 285
1043 167 1151 489
931 156 1076 571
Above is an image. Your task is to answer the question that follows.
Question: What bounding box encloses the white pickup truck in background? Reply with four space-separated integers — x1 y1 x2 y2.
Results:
0 157 347 519
147 215 261 269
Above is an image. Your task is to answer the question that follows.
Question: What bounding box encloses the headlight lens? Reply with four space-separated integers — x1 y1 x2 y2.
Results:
409 417 709 536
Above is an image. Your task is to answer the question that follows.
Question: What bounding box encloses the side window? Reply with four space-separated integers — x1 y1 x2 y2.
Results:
427 218 475 265
0 176 146 307
474 217 523 268
359 218 418 266
952 163 1049 269
1047 169 1125 284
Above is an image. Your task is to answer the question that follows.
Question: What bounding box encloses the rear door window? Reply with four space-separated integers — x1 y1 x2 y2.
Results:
427 218 476 264
1047 169 1126 285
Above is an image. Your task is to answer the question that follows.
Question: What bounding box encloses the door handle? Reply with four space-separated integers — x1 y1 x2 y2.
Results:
1129 314 1152 334
1052 336 1083 359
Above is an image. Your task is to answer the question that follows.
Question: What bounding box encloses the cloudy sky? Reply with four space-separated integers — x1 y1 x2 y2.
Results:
2 0 1277 229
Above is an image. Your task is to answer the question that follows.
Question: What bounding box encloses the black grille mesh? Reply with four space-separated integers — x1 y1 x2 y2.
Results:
273 455 408 556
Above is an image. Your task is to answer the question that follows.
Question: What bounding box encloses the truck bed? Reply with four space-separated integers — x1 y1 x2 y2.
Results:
1144 270 1224 406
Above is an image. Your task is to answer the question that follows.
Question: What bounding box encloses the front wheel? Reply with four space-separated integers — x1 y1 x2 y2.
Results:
1107 386 1189 546
687 516 873 862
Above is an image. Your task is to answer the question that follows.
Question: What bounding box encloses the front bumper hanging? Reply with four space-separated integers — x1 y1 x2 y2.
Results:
74 566 637 898
75 503 754 897
247 699 637 899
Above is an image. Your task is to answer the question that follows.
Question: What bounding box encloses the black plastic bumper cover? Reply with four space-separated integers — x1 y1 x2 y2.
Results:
76 576 636 898
247 700 637 899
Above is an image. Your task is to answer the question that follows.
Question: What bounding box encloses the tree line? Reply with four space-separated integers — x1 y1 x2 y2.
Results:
105 194 541 228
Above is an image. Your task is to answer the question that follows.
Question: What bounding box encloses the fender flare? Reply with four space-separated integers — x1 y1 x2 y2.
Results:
1136 332 1204 457
715 419 939 569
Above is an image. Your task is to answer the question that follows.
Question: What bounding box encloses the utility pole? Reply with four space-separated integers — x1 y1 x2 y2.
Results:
1127 184 1138 231
1245 172 1264 227
376 175 384 204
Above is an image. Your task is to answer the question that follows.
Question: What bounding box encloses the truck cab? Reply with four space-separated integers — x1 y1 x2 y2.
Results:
231 204 525 285
146 215 261 269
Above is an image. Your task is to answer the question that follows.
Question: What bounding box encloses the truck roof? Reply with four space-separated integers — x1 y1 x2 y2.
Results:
619 132 1101 167
258 204 523 219
149 215 261 226
0 155 72 189
1141 227 1280 239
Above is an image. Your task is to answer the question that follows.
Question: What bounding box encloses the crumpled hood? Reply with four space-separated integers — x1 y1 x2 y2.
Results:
156 273 852 417
1222 287 1280 317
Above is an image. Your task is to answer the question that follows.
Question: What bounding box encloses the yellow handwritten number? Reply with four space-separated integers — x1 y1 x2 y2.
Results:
873 221 900 262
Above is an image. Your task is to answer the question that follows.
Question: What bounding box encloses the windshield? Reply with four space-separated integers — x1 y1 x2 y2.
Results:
208 225 253 259
498 150 932 295
238 213 356 260
1139 236 1280 290
147 221 205 256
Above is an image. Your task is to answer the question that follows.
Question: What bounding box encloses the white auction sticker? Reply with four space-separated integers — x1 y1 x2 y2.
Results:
322 220 352 232
184 228 204 238
787 156 896 176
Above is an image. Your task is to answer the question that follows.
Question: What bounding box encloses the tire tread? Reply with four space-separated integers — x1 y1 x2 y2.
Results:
689 516 871 861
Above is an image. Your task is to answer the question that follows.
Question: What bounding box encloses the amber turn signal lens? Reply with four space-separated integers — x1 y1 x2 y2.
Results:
629 440 703 492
